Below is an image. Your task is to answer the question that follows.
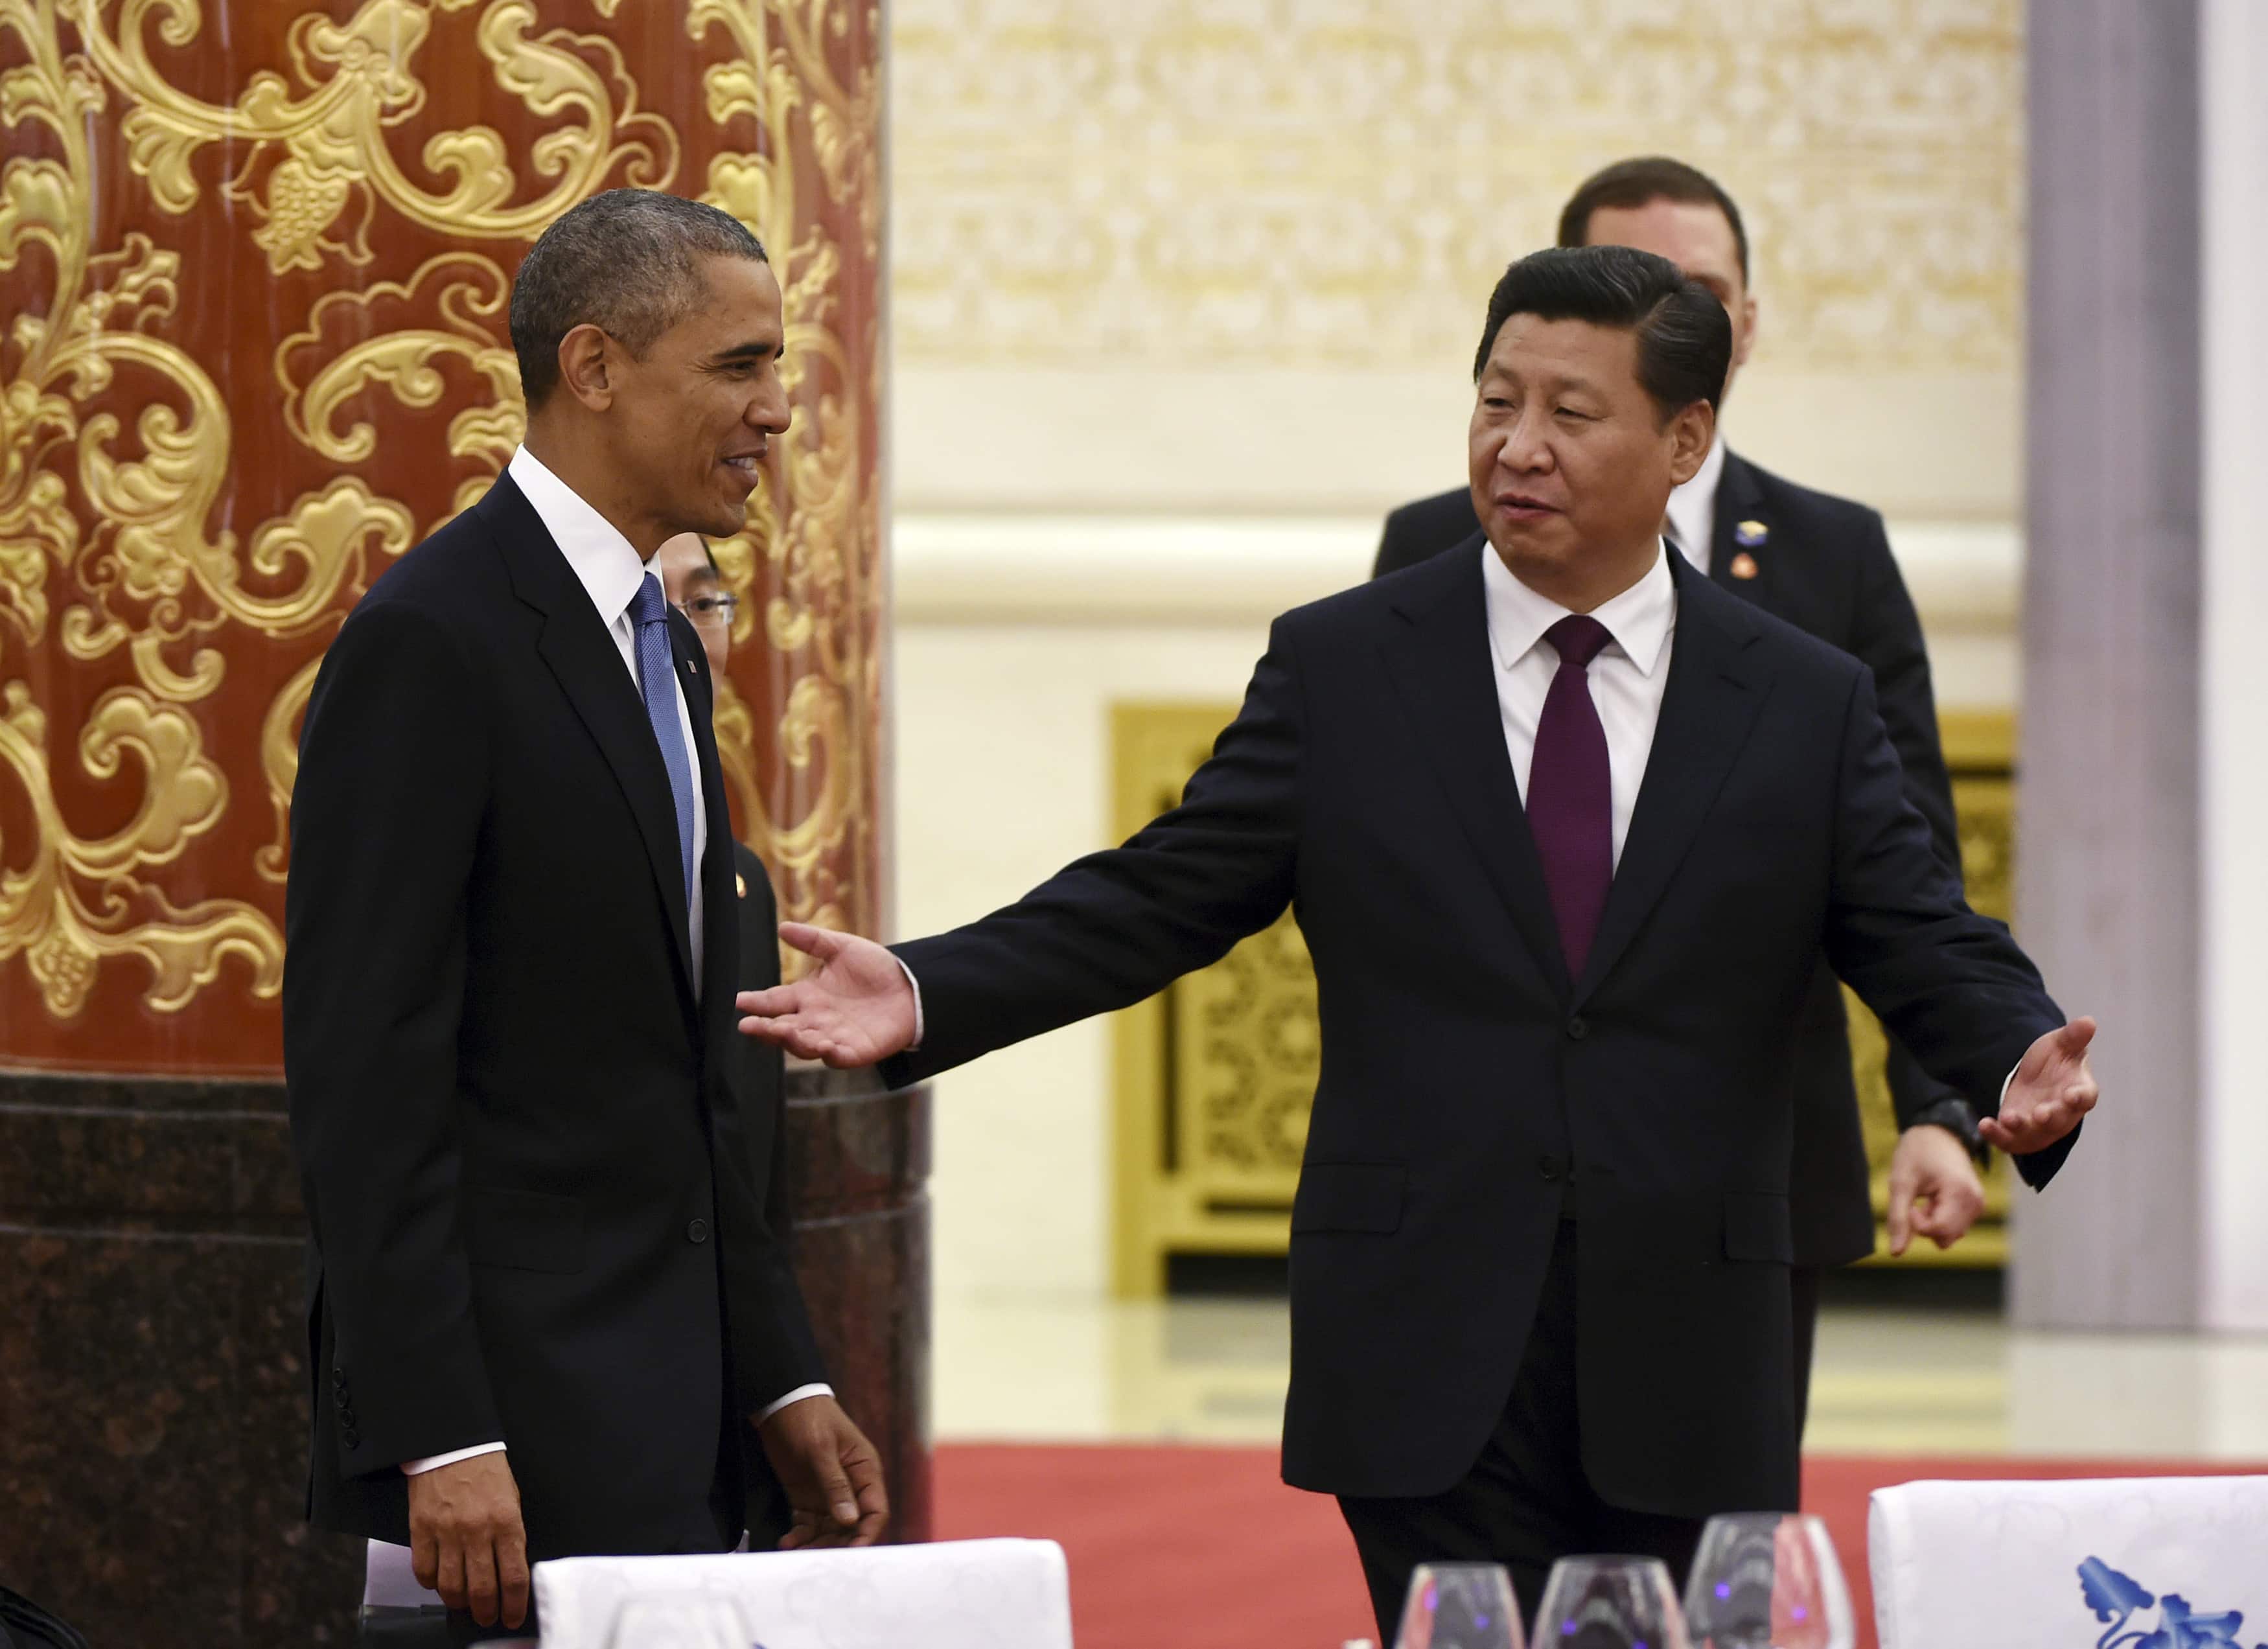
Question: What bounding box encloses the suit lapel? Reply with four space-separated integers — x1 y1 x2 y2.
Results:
1573 553 1772 1006
1379 538 1572 998
477 474 698 1000
1707 448 1774 606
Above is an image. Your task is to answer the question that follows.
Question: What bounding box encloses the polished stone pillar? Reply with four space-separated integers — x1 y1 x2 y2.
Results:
2014 4 2201 1328
0 4 905 1643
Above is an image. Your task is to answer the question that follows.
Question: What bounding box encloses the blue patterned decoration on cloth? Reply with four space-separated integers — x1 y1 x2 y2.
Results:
2080 1556 2266 1648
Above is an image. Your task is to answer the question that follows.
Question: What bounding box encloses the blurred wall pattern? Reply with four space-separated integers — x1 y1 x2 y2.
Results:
0 4 898 1641
890 0 2022 519
884 0 2033 1302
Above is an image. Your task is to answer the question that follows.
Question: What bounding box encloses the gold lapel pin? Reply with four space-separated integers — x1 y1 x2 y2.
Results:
1734 519 1768 548
735 871 748 897
1730 551 1761 580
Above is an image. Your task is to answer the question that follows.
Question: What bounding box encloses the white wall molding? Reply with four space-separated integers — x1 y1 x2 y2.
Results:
894 513 2020 632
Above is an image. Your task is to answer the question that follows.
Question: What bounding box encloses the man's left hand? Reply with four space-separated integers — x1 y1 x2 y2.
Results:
755 1395 888 1550
1982 1016 2100 1155
1886 1124 1986 1256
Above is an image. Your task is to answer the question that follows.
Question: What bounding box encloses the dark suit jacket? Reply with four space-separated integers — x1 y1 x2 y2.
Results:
1376 455 1973 1267
283 472 826 1559
884 546 2072 1516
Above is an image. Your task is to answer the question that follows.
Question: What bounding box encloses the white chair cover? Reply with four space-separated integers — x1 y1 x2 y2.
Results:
1869 1475 2268 1649
531 1537 1074 1649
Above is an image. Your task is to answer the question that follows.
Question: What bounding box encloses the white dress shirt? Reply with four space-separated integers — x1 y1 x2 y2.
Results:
1664 433 1726 575
399 448 823 1482
1484 542 1678 870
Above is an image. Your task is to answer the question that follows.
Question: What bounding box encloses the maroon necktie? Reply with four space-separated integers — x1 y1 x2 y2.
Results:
1528 615 1614 977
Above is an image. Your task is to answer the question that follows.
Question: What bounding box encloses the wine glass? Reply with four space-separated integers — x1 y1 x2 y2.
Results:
1680 1514 1856 1649
601 1591 755 1648
1394 1561 1527 1649
1533 1554 1689 1649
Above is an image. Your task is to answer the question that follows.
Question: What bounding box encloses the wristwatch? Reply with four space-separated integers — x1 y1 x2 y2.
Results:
1908 1095 1989 1167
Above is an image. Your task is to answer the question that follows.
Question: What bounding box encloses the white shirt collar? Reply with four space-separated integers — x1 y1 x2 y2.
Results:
1483 540 1678 680
1665 433 1727 563
507 444 658 627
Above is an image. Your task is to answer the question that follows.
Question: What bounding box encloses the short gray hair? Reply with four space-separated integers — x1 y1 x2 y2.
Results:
510 189 768 409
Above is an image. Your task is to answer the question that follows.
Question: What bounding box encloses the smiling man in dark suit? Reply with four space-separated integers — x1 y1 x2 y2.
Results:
735 245 2097 1631
1378 157 1993 1433
285 190 883 1644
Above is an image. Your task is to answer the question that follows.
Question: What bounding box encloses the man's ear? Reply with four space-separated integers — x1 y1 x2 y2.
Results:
1732 293 1760 373
1667 399 1715 487
555 323 616 412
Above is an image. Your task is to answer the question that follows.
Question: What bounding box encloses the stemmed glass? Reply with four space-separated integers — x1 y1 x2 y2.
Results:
1533 1554 1689 1649
601 1591 756 1648
1679 1514 1856 1649
1394 1561 1527 1649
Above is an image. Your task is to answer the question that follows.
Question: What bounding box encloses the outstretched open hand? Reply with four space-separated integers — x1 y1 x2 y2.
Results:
736 923 918 1068
1983 1015 2099 1155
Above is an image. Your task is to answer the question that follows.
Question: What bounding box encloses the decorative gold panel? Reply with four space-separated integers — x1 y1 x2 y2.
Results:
1110 700 2019 1295
893 0 2020 375
0 1 885 1070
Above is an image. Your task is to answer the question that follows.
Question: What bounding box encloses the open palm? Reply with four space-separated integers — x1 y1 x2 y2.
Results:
1983 1015 2100 1155
735 923 918 1068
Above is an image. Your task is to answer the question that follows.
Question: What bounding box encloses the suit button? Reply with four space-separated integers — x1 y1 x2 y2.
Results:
1566 1016 1590 1041
1536 1154 1564 1183
332 1368 347 1388
687 1218 711 1245
341 1426 361 1448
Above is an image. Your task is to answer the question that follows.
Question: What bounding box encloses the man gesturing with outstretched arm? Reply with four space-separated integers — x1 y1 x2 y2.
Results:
739 246 2095 1633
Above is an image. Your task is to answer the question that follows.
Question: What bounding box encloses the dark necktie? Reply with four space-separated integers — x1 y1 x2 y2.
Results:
1528 614 1614 978
629 573 697 908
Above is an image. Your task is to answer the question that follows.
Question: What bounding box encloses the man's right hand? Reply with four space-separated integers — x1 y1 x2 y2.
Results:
408 1451 529 1630
736 923 918 1067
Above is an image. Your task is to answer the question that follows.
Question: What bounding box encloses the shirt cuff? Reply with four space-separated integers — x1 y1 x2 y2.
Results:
755 1383 834 1424
400 1441 506 1477
894 957 924 1050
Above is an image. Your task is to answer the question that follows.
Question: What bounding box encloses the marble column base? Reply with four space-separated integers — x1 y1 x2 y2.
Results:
0 1063 933 1646
0 1066 361 1647
780 1068 933 1542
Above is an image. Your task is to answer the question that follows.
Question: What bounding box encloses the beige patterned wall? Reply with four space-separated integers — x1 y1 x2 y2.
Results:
888 0 2025 517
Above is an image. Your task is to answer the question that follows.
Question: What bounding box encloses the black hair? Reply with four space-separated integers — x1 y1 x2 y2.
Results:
1472 245 1731 422
1558 156 1749 285
510 189 767 409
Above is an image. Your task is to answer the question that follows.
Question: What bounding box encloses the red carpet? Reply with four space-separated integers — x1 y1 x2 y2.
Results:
934 1443 2268 1649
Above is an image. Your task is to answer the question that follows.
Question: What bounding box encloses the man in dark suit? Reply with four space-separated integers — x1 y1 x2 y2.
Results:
1378 159 1990 1429
285 190 885 1643
736 247 2096 1630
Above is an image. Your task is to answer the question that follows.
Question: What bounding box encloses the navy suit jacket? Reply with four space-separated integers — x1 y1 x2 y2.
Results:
284 473 826 1557
1376 454 2000 1265
884 546 2072 1515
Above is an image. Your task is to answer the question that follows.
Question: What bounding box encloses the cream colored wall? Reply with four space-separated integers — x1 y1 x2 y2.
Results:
887 0 2028 1298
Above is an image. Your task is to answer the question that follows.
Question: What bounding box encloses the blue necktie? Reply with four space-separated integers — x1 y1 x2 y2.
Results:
628 573 697 910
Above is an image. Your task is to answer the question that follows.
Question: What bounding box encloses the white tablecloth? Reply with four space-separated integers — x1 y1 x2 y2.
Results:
531 1538 1074 1649
1869 1475 2268 1649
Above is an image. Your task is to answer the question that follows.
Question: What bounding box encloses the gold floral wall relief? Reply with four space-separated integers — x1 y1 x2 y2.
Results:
0 0 886 1068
